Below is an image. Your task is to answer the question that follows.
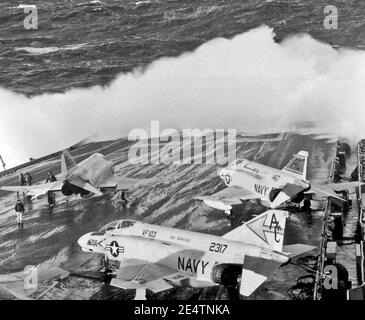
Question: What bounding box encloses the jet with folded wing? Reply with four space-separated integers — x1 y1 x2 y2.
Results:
196 150 362 214
0 267 69 300
78 210 315 298
0 151 139 201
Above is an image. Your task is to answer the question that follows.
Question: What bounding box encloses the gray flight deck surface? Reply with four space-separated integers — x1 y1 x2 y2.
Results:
0 132 337 299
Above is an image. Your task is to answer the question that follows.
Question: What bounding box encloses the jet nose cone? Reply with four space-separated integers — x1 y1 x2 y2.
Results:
299 179 311 190
305 182 311 192
219 169 227 179
78 232 92 249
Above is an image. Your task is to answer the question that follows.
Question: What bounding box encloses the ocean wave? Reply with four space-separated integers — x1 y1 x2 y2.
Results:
10 4 37 9
162 5 224 23
15 43 89 55
135 0 154 5
133 0 160 9
76 0 103 7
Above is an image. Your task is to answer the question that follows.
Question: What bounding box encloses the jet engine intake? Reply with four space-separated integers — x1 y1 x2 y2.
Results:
61 181 90 197
269 188 282 202
61 181 74 196
291 192 305 204
210 264 241 286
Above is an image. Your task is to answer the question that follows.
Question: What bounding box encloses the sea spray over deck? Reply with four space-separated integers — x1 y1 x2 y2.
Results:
1 25 365 167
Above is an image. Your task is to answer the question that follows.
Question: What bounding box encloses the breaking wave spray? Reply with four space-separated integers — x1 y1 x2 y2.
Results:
1 25 365 167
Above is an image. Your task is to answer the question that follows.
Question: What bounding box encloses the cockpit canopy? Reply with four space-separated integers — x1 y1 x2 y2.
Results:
228 159 245 168
94 219 137 235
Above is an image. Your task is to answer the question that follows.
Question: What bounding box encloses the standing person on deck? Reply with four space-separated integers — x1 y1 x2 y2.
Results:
14 199 25 226
302 196 312 224
19 173 26 186
25 172 32 186
121 190 128 202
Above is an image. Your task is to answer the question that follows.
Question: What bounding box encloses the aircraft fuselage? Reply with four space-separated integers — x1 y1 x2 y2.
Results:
220 159 310 207
66 153 114 187
61 153 114 196
78 219 288 288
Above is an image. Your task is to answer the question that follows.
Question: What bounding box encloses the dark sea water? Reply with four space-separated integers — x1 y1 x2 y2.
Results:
0 0 364 96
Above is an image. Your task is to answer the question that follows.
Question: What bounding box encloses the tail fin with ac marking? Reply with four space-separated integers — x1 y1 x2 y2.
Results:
222 210 288 252
282 151 308 180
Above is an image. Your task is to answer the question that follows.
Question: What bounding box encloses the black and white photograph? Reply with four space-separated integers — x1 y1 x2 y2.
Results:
0 0 364 310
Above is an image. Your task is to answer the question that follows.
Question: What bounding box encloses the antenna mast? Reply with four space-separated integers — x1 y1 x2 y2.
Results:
0 155 6 170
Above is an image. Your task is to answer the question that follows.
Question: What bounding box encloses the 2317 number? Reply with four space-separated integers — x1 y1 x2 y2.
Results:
209 242 228 253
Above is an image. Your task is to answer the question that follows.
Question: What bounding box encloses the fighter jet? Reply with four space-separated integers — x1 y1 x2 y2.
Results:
196 151 362 214
78 210 315 297
0 267 69 300
0 151 139 201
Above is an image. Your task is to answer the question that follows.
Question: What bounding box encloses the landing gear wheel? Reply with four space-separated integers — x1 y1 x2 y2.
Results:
134 288 147 300
224 284 240 300
102 255 112 282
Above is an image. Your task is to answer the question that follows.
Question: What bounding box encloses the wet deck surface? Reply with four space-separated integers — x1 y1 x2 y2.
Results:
0 132 338 299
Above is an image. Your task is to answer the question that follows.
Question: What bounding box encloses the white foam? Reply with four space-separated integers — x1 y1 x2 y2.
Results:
12 4 37 9
2 25 365 167
15 43 88 55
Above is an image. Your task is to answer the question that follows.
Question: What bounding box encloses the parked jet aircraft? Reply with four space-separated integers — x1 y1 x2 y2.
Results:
0 151 138 201
196 151 362 214
78 210 315 297
0 267 69 300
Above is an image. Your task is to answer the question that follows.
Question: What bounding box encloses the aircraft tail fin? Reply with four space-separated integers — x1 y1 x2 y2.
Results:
61 151 77 178
222 210 288 252
282 150 308 180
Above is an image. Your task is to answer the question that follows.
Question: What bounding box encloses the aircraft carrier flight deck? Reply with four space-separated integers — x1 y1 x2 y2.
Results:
0 132 364 300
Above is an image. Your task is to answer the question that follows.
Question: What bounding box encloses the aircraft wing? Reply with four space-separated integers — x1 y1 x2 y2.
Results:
196 186 259 212
110 258 188 293
69 178 103 196
239 242 315 297
99 176 140 190
319 181 363 192
0 267 69 300
0 181 63 198
240 259 282 297
282 244 317 258
270 182 310 208
309 181 364 201
0 285 32 300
